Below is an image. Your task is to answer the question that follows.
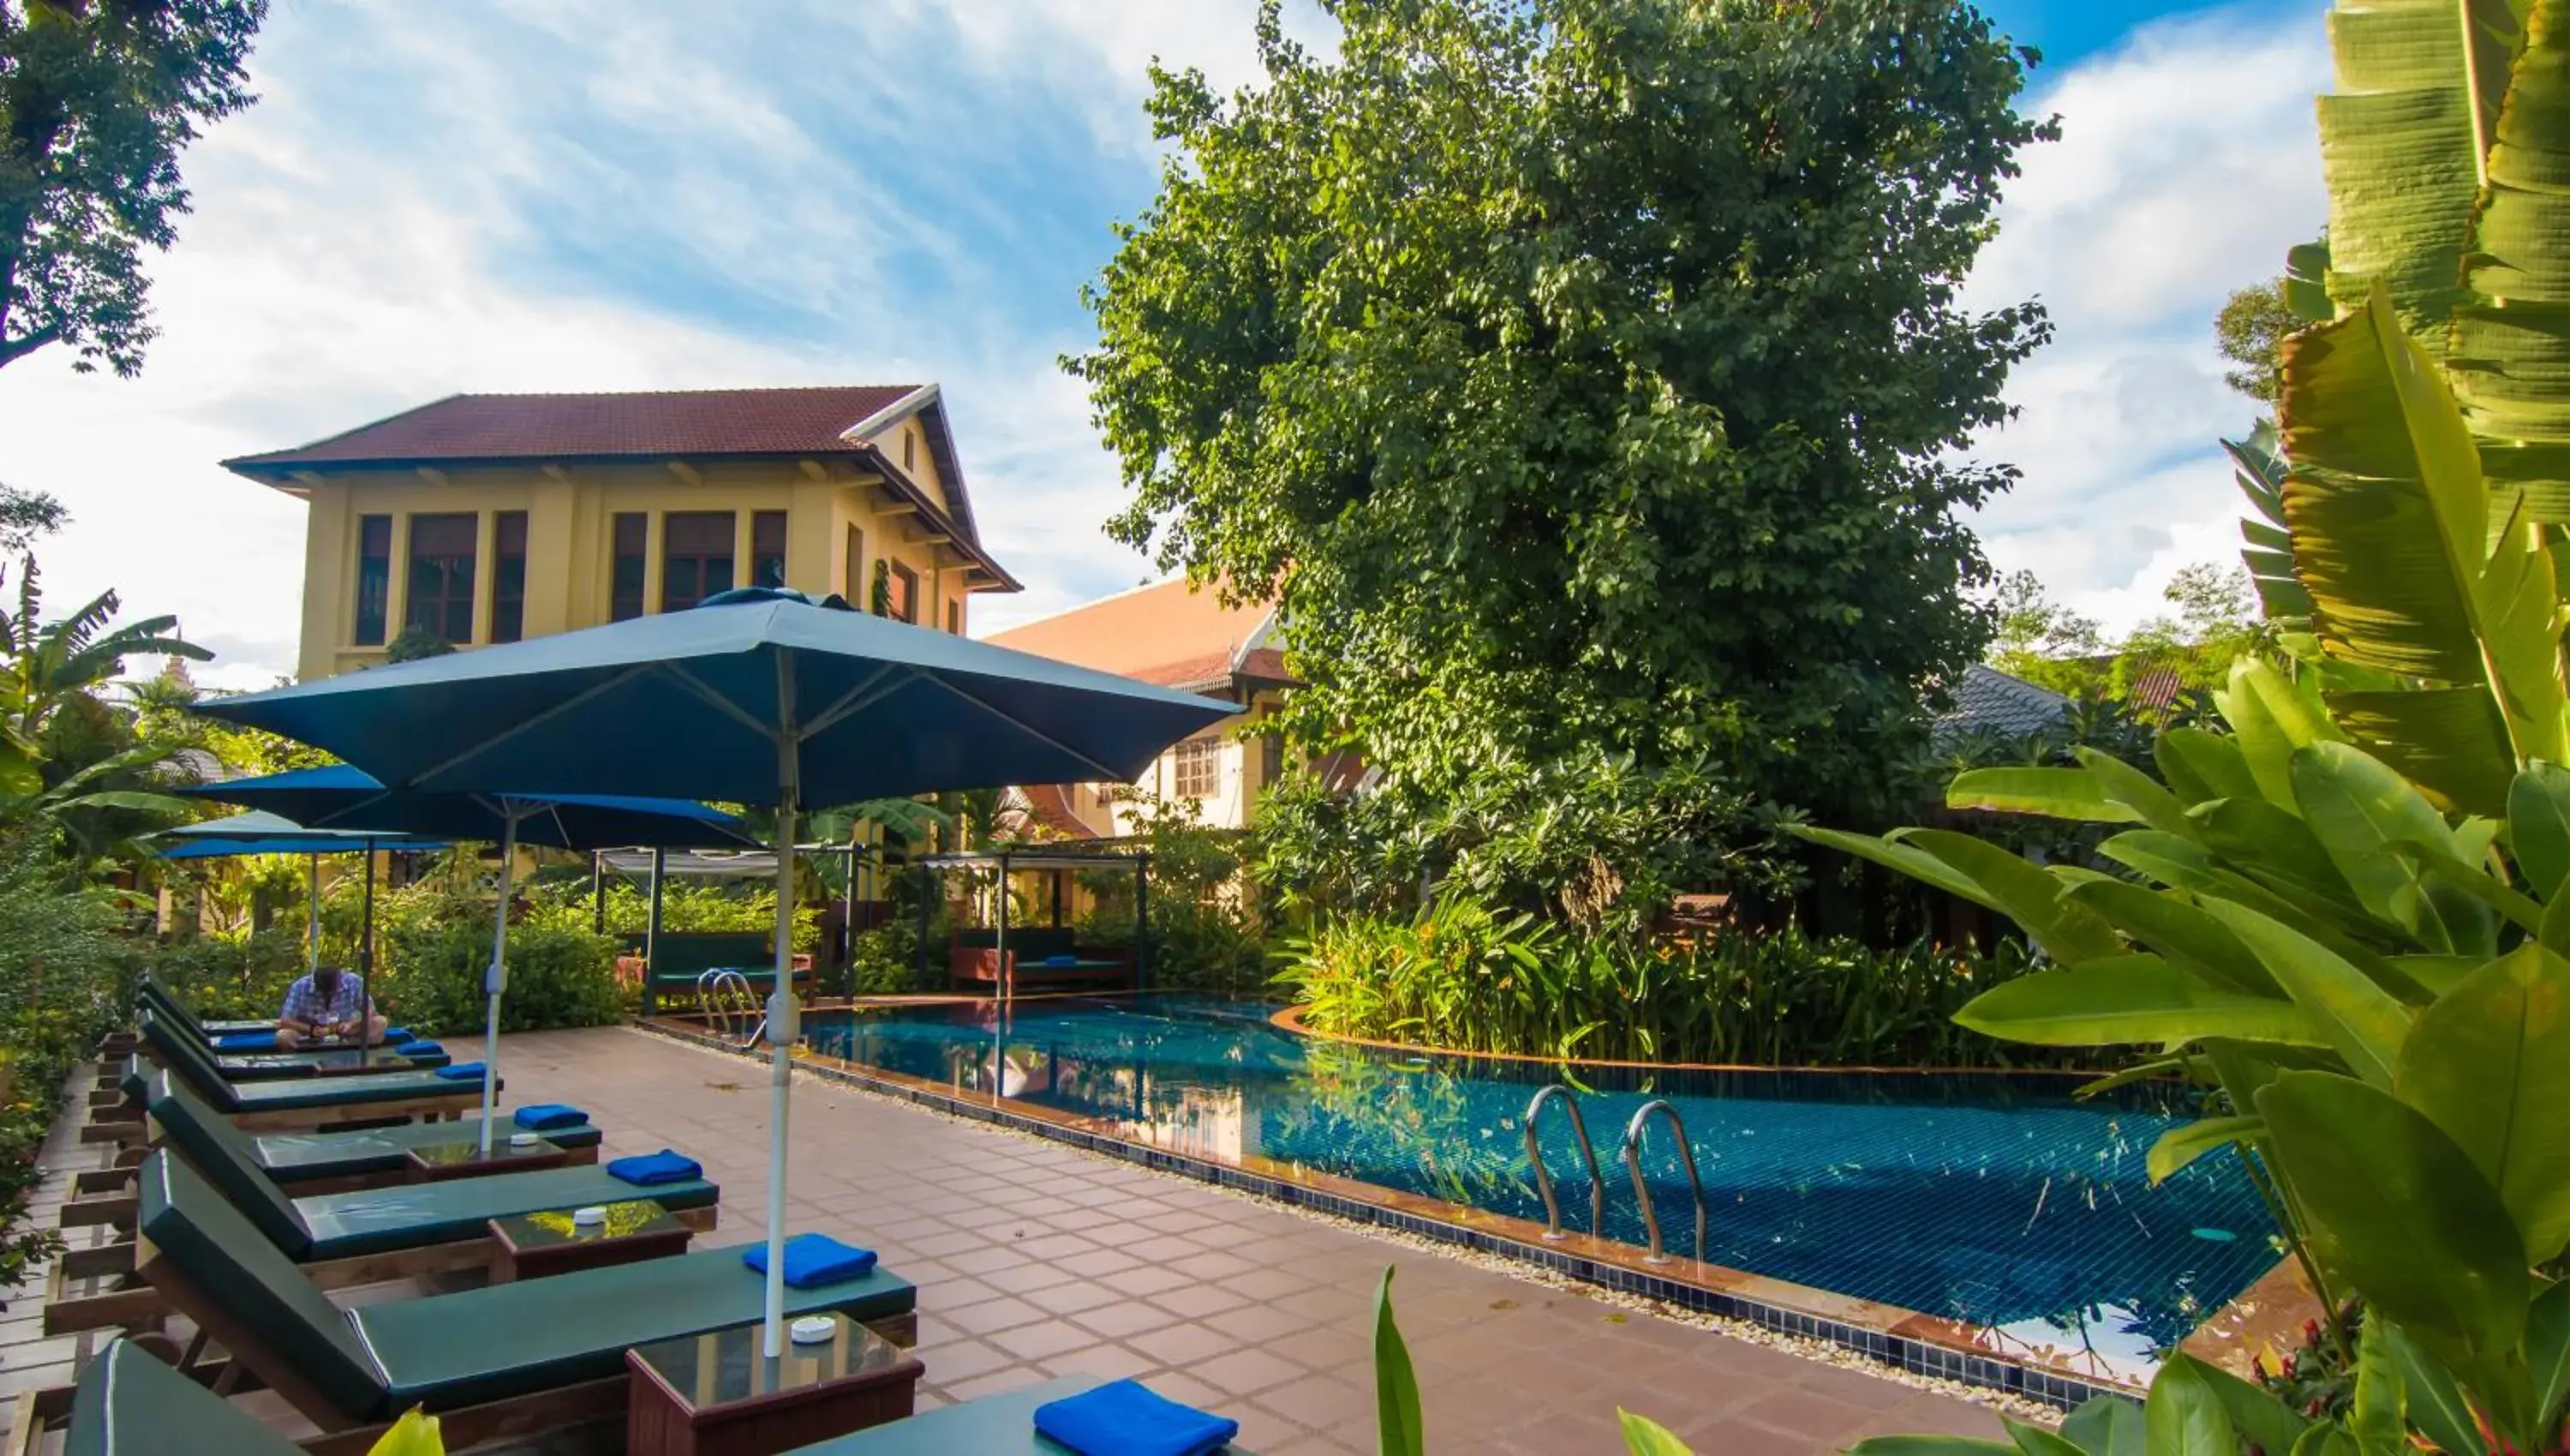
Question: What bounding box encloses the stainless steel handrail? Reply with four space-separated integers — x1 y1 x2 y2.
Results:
696 969 764 1048
1523 1085 1605 1242
1619 1099 1706 1266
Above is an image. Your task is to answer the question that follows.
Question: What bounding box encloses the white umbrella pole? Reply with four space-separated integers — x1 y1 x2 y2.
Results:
763 658 802 1362
480 811 519 1155
306 855 321 976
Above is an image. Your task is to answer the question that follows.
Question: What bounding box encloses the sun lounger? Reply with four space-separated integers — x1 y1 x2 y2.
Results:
47 1079 702 1334
92 1013 491 1137
132 1008 442 1083
117 1153 913 1455
15 1344 1194 1456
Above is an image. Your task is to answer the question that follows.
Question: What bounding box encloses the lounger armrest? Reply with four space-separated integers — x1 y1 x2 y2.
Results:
72 1167 133 1196
59 1192 136 1228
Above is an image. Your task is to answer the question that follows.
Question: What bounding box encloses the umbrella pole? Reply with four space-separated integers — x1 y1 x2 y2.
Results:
481 811 519 1155
306 855 321 976
361 848 377 1045
763 659 803 1362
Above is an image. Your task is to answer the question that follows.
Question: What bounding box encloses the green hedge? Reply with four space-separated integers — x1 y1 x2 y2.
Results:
154 916 623 1039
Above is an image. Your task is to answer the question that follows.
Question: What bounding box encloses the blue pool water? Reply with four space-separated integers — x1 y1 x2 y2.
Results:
804 995 2275 1370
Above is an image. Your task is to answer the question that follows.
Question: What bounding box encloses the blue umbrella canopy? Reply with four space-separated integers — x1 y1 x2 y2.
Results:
157 809 446 854
198 587 1238 1358
179 765 759 850
192 588 1237 803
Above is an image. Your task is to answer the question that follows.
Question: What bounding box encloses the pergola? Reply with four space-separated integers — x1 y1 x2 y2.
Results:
913 849 1153 995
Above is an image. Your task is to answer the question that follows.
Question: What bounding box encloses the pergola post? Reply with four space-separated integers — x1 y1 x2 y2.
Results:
590 851 606 934
643 847 666 1016
995 853 1012 1005
913 860 934 990
1134 852 1151 992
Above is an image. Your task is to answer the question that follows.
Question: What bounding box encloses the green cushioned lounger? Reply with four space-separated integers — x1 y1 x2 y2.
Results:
66 1340 284 1456
252 1115 603 1185
134 1153 913 1436
139 1008 441 1081
57 1345 1241 1456
136 978 271 1037
128 1017 492 1121
147 1072 708 1262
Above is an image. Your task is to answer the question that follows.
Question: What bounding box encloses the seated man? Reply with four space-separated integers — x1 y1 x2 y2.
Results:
275 964 388 1049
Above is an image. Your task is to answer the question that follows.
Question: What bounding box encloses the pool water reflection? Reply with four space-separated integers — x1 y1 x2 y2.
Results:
801 994 2276 1377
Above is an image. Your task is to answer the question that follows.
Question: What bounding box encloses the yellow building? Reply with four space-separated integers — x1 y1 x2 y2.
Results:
224 385 1019 680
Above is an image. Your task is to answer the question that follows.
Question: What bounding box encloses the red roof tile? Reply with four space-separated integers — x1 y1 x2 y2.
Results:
224 386 923 469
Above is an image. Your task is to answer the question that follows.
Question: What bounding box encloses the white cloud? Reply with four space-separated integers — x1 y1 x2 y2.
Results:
1963 3 2330 634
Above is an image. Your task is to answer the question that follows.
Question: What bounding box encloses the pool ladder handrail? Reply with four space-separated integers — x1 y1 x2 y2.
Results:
696 969 766 1049
1523 1084 1605 1242
1620 1098 1707 1267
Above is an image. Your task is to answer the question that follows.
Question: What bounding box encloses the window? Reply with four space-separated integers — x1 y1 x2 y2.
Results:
403 513 477 645
661 510 734 612
751 511 787 589
1173 737 1221 799
902 430 916 472
1092 783 1117 809
945 599 961 635
842 525 865 605
887 562 917 624
1260 731 1283 791
610 513 648 621
490 511 528 643
353 515 391 646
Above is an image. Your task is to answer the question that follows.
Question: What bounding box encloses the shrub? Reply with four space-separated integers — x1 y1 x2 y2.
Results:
376 916 624 1036
148 927 306 1020
1279 894 2054 1068
1078 898 1269 995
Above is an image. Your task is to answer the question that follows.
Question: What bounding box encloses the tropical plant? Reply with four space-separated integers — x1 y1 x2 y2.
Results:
1281 900 2054 1068
1789 2 2570 1448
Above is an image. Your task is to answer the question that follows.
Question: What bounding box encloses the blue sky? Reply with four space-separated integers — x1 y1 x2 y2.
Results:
0 0 2330 687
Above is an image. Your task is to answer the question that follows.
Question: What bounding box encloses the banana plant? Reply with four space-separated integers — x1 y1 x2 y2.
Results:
1793 1 2570 1446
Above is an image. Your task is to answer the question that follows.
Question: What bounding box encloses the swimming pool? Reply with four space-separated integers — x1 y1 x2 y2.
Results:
799 994 2276 1375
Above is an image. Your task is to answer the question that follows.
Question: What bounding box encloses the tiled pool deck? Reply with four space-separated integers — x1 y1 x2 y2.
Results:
3 1025 2020 1453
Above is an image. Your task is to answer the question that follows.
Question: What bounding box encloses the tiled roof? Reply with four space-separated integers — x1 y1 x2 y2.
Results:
1933 664 2070 745
223 386 923 468
987 578 1284 690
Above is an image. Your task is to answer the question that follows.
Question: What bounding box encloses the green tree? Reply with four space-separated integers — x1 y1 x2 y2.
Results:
1 0 267 375
1070 0 2056 830
2215 280 2300 403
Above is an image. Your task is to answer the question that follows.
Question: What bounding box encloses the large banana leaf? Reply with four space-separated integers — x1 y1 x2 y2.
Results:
2452 0 2570 518
2256 1071 2532 1381
1954 958 2328 1049
2319 0 2490 351
2279 284 2543 814
2394 943 2570 1262
2230 425 2316 624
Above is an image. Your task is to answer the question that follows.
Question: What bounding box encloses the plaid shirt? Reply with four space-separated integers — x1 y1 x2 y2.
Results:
280 973 370 1027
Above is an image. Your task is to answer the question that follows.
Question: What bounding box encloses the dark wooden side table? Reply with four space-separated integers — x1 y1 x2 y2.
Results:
405 1137 572 1184
625 1312 923 1456
487 1198 692 1282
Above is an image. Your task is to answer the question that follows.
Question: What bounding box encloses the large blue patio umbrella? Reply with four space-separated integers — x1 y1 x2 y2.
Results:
199 587 1237 1357
156 811 447 986
182 766 760 1151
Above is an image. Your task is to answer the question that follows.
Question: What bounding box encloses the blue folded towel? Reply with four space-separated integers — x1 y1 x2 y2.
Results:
742 1232 877 1289
606 1149 702 1186
1034 1381 1238 1456
432 1061 488 1081
1042 953 1078 967
513 1103 587 1131
382 1027 415 1044
212 1032 278 1052
397 1041 445 1059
